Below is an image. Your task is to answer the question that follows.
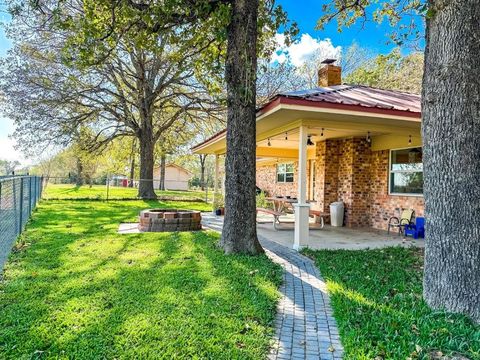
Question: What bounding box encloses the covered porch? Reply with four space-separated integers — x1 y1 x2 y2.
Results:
193 85 422 250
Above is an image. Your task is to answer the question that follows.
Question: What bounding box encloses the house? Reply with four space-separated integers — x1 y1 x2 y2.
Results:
153 163 192 191
192 59 423 249
109 175 129 187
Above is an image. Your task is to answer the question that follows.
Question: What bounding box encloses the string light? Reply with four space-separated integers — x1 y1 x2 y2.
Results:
285 132 288 140
366 131 371 143
321 128 324 137
267 138 271 146
408 135 412 145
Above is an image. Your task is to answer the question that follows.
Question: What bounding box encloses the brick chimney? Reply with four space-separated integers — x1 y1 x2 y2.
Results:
318 58 342 87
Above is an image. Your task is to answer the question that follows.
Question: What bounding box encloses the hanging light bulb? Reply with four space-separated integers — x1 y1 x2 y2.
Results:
307 135 314 146
408 135 412 145
366 131 371 143
267 138 271 146
321 128 324 137
285 132 288 140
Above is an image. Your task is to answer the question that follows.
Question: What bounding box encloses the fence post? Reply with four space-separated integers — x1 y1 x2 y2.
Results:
33 177 36 205
18 177 24 235
28 177 32 215
33 177 37 206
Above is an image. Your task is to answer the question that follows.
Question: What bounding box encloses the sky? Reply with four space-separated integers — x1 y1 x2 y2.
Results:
278 0 407 53
0 10 20 164
0 2 424 166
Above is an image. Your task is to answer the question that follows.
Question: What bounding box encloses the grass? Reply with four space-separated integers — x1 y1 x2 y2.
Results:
43 183 211 201
302 247 480 360
0 200 282 359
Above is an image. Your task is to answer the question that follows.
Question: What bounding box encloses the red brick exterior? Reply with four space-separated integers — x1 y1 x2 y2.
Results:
256 161 311 198
256 137 424 230
370 150 424 230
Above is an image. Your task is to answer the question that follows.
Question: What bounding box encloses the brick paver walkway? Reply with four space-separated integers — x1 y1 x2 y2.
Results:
202 214 344 360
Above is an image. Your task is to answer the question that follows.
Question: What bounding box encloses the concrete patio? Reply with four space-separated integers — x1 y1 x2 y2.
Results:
202 212 424 250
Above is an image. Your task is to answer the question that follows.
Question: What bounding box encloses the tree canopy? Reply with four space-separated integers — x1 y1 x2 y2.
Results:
344 49 423 94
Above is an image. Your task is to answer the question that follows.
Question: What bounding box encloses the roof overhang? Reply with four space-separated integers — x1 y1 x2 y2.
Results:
192 96 421 155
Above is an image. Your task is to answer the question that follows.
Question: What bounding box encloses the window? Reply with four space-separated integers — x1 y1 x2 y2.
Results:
277 163 294 183
389 147 423 195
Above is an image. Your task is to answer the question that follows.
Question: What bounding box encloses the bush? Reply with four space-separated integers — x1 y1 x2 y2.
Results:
256 191 270 209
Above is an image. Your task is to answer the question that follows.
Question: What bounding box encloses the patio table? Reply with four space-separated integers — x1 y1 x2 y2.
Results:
265 197 298 213
265 197 328 228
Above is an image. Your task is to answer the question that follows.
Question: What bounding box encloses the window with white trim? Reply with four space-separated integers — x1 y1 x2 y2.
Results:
277 163 294 183
389 147 423 195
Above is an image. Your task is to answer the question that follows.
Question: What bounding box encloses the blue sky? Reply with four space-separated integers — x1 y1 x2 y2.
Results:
279 0 398 53
0 2 424 165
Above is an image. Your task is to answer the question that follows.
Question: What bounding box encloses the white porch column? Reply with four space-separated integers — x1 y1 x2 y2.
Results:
293 125 310 250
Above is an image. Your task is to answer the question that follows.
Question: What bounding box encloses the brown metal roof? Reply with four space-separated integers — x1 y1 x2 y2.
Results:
267 85 421 114
192 85 421 151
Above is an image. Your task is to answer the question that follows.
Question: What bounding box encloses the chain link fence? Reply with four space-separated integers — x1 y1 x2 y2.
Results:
0 175 44 270
43 176 213 202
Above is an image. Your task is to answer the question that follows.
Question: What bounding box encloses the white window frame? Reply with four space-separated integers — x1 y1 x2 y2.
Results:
388 146 424 197
276 162 294 183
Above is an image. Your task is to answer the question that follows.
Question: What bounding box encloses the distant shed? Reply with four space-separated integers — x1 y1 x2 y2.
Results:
153 163 192 191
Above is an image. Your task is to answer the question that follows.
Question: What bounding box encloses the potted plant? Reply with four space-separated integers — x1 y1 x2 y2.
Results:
212 193 225 216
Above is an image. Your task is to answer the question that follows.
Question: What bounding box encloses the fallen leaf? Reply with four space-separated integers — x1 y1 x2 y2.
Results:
429 351 443 359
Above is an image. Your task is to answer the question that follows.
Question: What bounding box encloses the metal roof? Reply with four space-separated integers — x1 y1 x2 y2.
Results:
272 85 421 114
192 85 421 151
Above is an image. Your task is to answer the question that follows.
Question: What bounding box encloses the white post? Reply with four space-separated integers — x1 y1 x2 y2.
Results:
212 154 220 209
293 125 310 250
213 154 219 197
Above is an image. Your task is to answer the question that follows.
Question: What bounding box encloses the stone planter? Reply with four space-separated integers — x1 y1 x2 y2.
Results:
138 209 202 232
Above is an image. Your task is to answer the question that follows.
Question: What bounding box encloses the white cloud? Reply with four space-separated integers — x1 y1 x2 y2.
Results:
272 33 342 67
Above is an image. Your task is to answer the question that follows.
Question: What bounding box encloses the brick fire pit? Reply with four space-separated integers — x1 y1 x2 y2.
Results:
138 209 202 232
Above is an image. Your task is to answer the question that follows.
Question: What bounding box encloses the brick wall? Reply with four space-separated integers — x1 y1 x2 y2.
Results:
370 150 424 230
313 138 424 228
351 139 373 227
256 161 311 198
255 139 424 230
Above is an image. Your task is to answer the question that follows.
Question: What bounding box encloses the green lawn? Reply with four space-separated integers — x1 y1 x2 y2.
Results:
0 200 281 359
43 183 211 201
302 247 480 360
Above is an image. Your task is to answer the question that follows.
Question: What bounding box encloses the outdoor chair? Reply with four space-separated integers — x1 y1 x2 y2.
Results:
404 217 425 239
387 209 415 235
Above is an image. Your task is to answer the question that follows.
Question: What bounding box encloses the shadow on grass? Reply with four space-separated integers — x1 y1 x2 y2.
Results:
0 199 280 359
302 248 480 359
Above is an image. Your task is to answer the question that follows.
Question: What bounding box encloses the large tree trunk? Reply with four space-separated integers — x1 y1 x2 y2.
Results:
159 154 166 191
199 154 206 191
220 0 263 255
129 139 136 188
129 158 135 188
422 0 480 323
138 135 157 199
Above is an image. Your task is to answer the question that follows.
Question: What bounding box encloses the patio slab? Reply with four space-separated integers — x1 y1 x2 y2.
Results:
257 223 424 250
202 212 424 250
